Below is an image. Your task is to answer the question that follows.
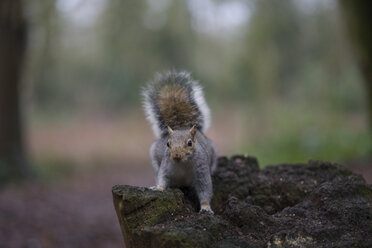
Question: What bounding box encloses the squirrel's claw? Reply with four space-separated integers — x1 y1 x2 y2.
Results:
149 185 165 191
199 208 214 215
200 203 214 214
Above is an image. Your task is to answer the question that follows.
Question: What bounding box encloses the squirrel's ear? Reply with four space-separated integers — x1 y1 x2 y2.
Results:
167 126 174 135
189 125 197 137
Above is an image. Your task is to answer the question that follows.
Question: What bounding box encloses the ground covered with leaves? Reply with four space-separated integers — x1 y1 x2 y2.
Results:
0 166 154 248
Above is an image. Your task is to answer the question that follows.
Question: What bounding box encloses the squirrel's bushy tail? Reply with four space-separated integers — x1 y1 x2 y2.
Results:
142 71 211 138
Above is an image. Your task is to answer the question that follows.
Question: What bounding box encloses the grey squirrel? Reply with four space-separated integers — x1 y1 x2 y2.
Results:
142 71 217 214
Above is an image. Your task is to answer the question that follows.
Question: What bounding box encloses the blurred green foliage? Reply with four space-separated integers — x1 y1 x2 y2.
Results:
32 156 76 182
24 0 370 166
239 102 371 165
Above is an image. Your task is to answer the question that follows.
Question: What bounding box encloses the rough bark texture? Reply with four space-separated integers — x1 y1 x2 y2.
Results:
339 0 372 129
113 155 372 248
0 0 29 181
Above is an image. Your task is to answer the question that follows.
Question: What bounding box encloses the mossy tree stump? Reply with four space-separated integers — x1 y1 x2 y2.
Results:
113 155 372 248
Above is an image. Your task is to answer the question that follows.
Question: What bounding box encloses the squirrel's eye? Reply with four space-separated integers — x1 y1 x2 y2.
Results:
167 141 170 147
187 140 193 147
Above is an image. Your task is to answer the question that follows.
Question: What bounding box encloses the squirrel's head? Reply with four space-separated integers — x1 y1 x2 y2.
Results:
166 125 197 163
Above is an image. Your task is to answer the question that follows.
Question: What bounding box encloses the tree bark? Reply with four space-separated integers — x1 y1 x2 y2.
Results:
339 0 372 130
0 0 29 181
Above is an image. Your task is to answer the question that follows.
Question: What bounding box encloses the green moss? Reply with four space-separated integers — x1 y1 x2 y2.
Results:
121 188 183 229
112 185 186 247
358 185 372 199
154 230 197 248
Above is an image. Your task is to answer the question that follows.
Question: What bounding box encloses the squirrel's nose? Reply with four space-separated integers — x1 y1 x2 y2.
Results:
173 153 182 161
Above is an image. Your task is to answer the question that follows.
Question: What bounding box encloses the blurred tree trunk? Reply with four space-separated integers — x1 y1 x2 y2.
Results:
0 0 29 181
33 0 58 108
339 0 372 130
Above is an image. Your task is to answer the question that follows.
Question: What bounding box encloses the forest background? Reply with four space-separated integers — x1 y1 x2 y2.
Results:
0 0 371 247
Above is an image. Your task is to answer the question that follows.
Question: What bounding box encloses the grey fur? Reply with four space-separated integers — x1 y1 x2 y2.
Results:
150 129 217 213
144 71 217 213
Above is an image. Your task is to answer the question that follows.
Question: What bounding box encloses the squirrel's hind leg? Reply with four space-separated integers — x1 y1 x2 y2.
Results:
210 143 218 175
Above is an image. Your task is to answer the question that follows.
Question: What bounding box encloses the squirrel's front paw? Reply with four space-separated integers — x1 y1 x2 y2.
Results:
149 185 165 191
199 202 214 215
